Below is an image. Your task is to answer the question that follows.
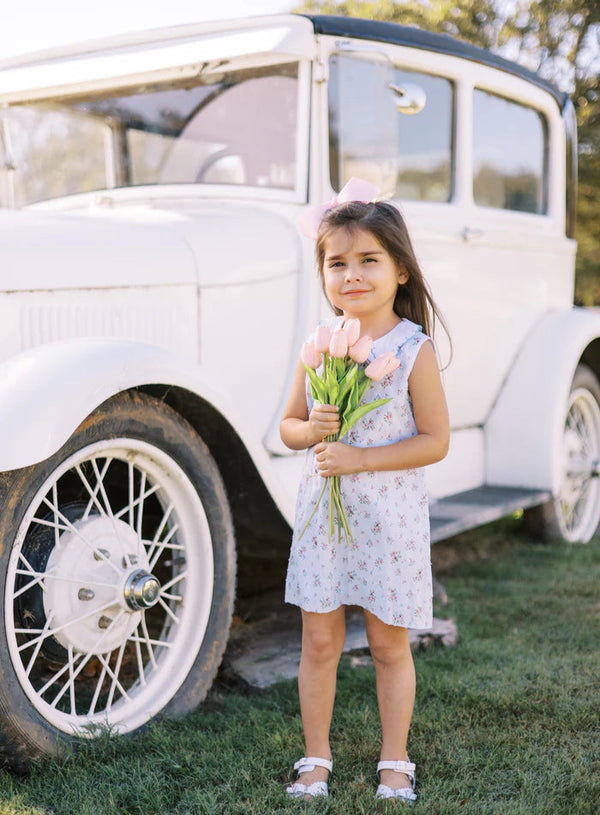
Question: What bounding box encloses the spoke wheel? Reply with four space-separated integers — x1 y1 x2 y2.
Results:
525 365 600 543
0 391 235 770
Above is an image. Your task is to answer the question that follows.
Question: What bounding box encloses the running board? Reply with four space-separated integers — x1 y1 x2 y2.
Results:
430 486 552 543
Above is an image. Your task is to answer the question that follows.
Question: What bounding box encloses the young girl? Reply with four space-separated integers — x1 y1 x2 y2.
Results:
280 183 450 803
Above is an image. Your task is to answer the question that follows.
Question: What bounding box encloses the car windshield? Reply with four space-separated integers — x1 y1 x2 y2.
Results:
0 62 299 207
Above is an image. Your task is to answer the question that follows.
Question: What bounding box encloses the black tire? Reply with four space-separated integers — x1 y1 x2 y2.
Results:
524 364 600 543
0 390 235 771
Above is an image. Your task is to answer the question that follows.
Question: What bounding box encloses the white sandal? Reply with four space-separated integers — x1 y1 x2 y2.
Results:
285 756 332 799
375 759 417 802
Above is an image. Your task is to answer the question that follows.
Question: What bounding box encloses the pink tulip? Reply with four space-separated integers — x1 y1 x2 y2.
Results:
364 352 401 381
342 318 361 347
329 330 348 358
348 335 373 364
314 325 332 354
301 340 322 369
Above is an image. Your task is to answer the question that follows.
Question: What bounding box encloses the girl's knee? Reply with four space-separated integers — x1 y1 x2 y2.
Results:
301 612 345 662
365 616 412 666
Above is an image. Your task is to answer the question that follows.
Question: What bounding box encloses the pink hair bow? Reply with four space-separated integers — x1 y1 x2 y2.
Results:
297 176 380 239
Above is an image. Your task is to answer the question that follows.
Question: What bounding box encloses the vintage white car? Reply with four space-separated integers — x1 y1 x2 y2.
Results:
0 12 597 767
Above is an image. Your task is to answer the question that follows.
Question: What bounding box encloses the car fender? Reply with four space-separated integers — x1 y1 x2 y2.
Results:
485 308 600 493
0 337 294 521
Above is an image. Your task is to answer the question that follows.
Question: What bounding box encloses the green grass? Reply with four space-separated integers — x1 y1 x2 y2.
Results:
1 525 599 814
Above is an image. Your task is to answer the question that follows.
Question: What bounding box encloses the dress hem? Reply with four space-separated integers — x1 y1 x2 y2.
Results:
285 598 433 630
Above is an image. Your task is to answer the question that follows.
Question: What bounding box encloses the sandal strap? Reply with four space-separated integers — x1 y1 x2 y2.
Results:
294 756 333 774
377 759 416 782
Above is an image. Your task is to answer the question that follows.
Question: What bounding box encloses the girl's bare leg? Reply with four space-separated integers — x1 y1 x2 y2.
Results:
364 610 416 791
296 606 346 786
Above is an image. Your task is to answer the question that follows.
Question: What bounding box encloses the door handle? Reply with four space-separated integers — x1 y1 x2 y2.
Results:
461 226 485 242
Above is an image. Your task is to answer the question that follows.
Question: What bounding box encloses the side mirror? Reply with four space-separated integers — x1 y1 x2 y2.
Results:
388 82 426 115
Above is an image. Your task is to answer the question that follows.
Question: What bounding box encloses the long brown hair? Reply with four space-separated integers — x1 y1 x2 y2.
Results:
315 200 449 346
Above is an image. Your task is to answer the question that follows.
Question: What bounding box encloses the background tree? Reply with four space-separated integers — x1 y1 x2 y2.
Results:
298 0 600 304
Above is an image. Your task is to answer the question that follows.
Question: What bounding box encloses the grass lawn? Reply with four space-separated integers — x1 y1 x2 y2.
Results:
0 523 598 814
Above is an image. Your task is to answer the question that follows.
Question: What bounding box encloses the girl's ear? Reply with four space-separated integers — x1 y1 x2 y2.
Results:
397 264 409 285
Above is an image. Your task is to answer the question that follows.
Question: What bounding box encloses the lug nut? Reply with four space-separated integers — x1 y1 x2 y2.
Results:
78 588 95 601
98 615 113 629
94 548 110 562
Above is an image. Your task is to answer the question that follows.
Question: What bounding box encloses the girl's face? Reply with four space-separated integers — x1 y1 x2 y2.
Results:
322 227 408 324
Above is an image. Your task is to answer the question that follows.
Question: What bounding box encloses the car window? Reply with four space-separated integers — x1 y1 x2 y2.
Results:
328 54 454 202
0 62 299 206
473 89 547 214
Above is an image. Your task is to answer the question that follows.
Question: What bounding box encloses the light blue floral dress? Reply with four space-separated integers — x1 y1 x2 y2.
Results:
285 317 433 629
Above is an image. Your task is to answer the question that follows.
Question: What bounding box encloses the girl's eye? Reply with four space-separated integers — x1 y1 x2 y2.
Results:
363 257 376 263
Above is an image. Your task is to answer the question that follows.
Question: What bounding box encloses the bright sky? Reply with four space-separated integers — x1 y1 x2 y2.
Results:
0 0 297 61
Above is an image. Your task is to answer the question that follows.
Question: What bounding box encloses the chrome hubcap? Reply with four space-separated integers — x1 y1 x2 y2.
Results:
123 570 161 611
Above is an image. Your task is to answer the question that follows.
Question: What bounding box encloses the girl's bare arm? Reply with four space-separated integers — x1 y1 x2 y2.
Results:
280 357 341 450
314 341 449 475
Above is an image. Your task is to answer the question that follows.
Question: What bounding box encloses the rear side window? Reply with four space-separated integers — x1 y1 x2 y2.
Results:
473 90 547 214
328 54 454 202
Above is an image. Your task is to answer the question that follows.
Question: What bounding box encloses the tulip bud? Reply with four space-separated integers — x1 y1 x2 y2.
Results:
342 318 361 347
364 353 401 381
314 325 333 354
348 335 373 364
301 341 322 369
329 330 348 358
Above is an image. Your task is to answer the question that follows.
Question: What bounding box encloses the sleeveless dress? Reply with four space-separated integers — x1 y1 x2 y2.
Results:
285 317 433 629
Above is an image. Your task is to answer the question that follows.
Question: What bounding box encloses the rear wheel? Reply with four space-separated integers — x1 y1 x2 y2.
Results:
525 365 600 543
0 390 235 771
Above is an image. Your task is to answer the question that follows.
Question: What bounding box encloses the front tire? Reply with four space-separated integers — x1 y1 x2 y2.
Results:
0 390 235 771
525 365 600 543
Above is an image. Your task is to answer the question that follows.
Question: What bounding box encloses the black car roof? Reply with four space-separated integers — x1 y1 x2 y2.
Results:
304 14 569 110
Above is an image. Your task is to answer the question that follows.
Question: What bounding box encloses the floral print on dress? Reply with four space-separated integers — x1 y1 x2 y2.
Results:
285 318 433 629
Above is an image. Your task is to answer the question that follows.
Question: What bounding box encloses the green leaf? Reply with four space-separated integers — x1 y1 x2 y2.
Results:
339 398 391 439
338 365 358 414
326 367 339 404
304 365 327 403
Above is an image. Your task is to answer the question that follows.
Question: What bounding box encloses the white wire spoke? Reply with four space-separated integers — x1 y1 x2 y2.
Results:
30 515 71 534
76 458 112 520
52 482 61 549
39 496 122 577
132 625 147 688
136 470 147 541
114 483 160 523
24 612 56 677
149 525 181 571
41 610 127 701
106 641 127 711
156 596 180 625
14 558 47 598
159 591 183 603
88 661 108 716
128 462 135 529
140 613 157 669
90 457 117 519
127 634 172 649
149 502 174 550
68 645 77 715
96 651 131 707
17 598 117 653
160 571 187 593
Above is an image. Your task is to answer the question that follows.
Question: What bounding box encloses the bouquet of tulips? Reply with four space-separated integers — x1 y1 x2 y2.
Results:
300 318 401 544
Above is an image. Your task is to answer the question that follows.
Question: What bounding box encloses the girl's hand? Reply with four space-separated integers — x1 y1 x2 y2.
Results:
314 440 363 477
307 403 340 446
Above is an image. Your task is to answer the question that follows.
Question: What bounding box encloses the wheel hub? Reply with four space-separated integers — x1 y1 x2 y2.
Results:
43 516 161 654
123 569 161 610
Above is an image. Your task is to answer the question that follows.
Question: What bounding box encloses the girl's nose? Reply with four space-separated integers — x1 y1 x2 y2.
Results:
344 263 362 281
